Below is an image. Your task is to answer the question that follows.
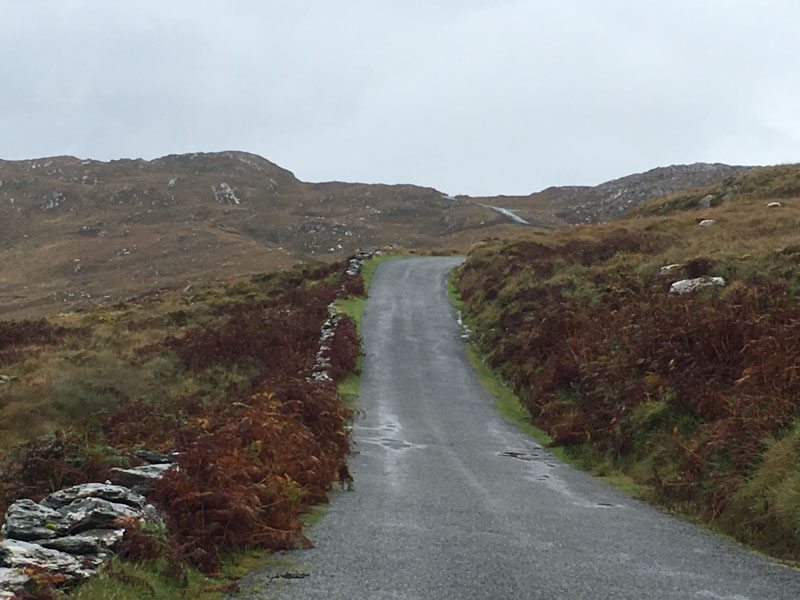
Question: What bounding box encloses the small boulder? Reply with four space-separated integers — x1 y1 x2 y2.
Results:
767 201 783 208
108 463 173 492
697 194 716 209
0 539 93 581
60 497 142 534
669 276 726 295
134 450 176 465
42 483 146 510
37 529 124 555
1 499 69 541
698 219 716 227
659 264 681 276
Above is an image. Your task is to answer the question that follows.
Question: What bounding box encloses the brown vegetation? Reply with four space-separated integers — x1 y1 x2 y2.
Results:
0 257 365 574
456 168 800 559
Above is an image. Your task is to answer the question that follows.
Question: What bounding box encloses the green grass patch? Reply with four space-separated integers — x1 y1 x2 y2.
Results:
334 296 366 334
70 548 309 599
300 504 328 527
338 372 360 409
68 559 230 599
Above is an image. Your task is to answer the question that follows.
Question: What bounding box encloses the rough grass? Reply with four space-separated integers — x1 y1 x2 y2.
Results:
69 548 302 599
0 262 342 458
455 167 800 561
68 558 231 600
0 256 365 595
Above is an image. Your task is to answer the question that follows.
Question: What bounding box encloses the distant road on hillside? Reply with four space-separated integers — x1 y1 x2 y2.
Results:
236 257 800 600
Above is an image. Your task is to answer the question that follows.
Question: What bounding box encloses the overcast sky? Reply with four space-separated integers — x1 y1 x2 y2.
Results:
1 1 799 195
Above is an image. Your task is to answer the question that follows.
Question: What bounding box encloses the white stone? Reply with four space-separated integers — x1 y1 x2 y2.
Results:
108 463 173 491
213 182 241 205
42 483 146 510
0 539 93 580
669 277 726 295
659 264 681 276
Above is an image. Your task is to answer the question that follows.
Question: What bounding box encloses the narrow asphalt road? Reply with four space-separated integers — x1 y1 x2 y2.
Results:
238 257 800 599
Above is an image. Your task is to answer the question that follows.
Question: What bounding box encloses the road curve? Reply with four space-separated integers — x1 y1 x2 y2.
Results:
238 257 800 600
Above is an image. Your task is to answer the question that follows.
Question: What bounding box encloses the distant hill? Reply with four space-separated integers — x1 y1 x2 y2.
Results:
627 163 800 219
0 152 756 317
0 151 532 317
462 163 753 224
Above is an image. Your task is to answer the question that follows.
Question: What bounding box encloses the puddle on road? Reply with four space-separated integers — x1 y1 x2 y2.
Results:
498 450 540 461
380 438 413 450
354 419 426 453
498 449 623 509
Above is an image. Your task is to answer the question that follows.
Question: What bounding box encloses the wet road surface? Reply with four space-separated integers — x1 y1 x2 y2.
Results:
237 257 800 599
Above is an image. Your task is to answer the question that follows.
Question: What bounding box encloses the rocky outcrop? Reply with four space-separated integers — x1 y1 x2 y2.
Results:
212 182 241 205
41 191 66 211
549 163 753 224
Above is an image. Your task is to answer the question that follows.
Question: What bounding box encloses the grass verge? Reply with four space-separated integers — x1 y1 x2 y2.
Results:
334 253 409 406
70 549 309 599
447 268 651 499
69 559 231 599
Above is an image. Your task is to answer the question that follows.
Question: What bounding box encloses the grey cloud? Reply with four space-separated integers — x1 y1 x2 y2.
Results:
1 0 799 195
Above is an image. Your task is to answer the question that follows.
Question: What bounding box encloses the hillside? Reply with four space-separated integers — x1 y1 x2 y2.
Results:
628 163 800 218
453 163 800 561
465 163 752 224
0 152 748 319
0 152 528 319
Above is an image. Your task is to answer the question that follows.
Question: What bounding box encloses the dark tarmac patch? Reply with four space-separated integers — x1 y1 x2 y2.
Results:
270 572 310 580
498 450 543 461
381 438 413 450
